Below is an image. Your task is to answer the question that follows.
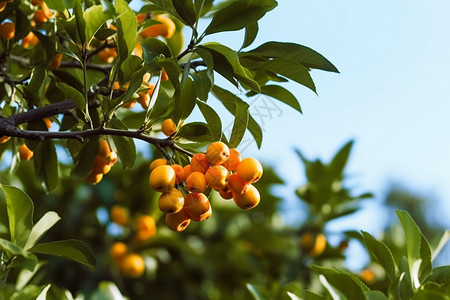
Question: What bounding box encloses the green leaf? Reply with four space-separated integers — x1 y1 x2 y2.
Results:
115 0 137 65
24 212 60 250
431 230 450 261
197 100 222 141
204 0 277 35
246 283 273 300
212 85 263 148
174 77 196 122
1 185 33 247
397 210 433 287
260 84 302 113
200 42 260 92
109 118 136 169
45 0 76 10
119 55 142 83
71 137 99 178
191 69 213 101
243 41 339 73
172 0 197 26
177 122 213 143
362 231 396 280
141 37 172 59
242 22 259 49
364 291 389 300
33 140 59 192
147 0 187 25
229 101 249 148
0 238 37 271
246 58 316 93
84 3 115 44
312 265 369 300
90 281 127 300
412 288 450 300
424 266 450 285
0 238 27 257
329 140 354 179
29 239 96 272
304 291 325 300
16 262 46 290
73 1 86 44
56 82 85 113
318 274 348 300
14 8 31 40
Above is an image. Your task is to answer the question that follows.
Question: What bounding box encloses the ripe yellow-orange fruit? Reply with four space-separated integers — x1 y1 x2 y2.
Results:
98 47 117 63
110 242 127 261
50 53 63 70
109 205 129 226
41 2 52 19
149 165 176 192
161 119 176 137
136 13 147 24
43 117 52 129
0 22 15 40
123 99 137 108
236 157 263 183
359 269 376 285
189 205 212 222
119 253 145 278
185 172 207 193
190 153 210 173
108 151 118 165
183 192 210 221
0 136 10 143
138 83 155 109
134 215 156 241
205 141 230 165
205 165 229 190
19 144 33 161
32 0 43 6
221 148 241 171
233 184 260 210
21 31 39 48
165 210 190 232
133 42 143 58
218 187 233 200
170 164 185 185
300 232 327 258
140 15 176 39
161 69 169 81
0 2 7 12
83 172 103 185
228 173 248 194
91 155 111 175
183 164 193 179
149 158 167 172
158 188 184 214
98 139 111 157
34 10 48 25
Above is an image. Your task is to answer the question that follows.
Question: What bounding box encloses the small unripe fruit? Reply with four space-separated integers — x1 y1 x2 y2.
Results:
233 184 260 210
19 144 33 161
185 172 207 193
170 164 185 184
221 148 241 171
228 173 248 194
190 153 210 173
205 165 229 190
236 157 263 183
161 119 176 137
205 141 230 165
158 188 184 214
149 158 167 172
119 253 145 278
165 210 190 232
183 192 210 220
109 205 129 226
149 165 176 192
110 242 127 261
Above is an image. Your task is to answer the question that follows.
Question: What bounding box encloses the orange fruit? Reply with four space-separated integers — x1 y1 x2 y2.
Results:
233 184 260 210
183 192 210 221
359 269 376 284
134 215 156 241
300 232 327 257
0 136 10 143
205 165 229 190
140 15 176 39
98 48 117 63
161 119 176 137
221 148 241 171
185 171 207 193
98 139 111 158
228 173 248 194
91 155 111 174
165 210 190 232
109 205 129 226
43 117 52 129
119 253 145 278
137 83 155 109
0 2 7 12
34 10 48 25
0 22 15 40
41 2 52 19
236 157 263 183
123 99 137 108
149 165 176 192
161 69 169 81
110 242 127 261
136 13 147 24
218 187 233 200
183 164 193 179
19 144 34 161
83 172 103 185
170 164 185 184
21 31 39 48
205 141 230 165
50 53 62 70
149 158 167 172
158 188 184 214
190 153 210 173
133 42 143 58
189 205 212 222
31 0 43 5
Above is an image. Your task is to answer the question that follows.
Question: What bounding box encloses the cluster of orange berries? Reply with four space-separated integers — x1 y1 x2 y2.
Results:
84 140 118 185
109 206 157 278
32 0 53 25
149 137 263 231
113 73 156 109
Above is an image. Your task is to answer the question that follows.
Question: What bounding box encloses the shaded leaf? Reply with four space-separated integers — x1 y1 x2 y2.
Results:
362 231 396 280
242 22 258 49
174 77 197 122
56 82 85 114
329 140 353 178
364 291 389 300
229 101 249 148
71 137 99 178
246 283 273 300
172 0 197 26
260 84 302 113
109 118 136 169
177 122 213 143
197 100 222 141
116 0 137 66
84 3 115 44
191 69 213 101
